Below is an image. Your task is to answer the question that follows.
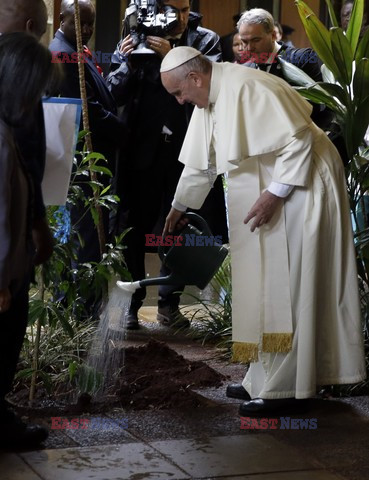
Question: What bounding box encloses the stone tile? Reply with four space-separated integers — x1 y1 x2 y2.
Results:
61 415 137 447
114 406 242 442
151 434 318 478
205 472 342 480
0 452 41 480
21 443 189 480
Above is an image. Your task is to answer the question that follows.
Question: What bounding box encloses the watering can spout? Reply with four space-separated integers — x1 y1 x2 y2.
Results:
116 213 228 292
116 273 186 293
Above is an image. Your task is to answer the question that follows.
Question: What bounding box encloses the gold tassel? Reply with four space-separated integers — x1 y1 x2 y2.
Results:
262 333 293 353
232 342 259 363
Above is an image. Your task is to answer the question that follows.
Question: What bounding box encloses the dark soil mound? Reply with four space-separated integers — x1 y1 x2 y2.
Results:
9 339 225 414
116 339 225 410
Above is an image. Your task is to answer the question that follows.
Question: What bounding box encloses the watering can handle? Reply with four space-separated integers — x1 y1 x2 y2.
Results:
184 212 213 236
158 213 213 262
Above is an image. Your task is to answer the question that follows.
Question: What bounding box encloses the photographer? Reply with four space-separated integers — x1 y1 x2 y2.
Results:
107 0 227 330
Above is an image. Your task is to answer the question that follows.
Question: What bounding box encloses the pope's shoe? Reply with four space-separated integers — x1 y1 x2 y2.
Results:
226 384 251 400
239 397 309 417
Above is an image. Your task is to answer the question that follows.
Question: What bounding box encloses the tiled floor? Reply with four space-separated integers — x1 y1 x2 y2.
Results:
2 434 343 480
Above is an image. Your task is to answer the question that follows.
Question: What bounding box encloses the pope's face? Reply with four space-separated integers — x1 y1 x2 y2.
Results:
161 70 210 109
163 0 190 36
238 22 276 63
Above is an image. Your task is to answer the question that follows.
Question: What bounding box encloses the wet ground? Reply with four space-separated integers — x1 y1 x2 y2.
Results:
2 254 369 479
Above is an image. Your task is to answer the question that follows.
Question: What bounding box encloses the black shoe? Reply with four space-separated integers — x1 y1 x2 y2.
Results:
157 306 190 328
239 397 309 417
226 384 251 400
0 411 48 449
126 310 139 330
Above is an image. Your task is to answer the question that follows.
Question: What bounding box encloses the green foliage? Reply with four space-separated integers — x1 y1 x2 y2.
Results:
293 0 369 394
19 139 130 400
16 315 96 398
185 254 233 357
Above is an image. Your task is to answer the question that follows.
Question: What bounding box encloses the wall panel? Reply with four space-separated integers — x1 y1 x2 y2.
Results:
199 0 241 36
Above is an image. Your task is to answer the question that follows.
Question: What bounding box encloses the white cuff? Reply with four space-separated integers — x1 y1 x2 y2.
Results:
267 181 294 198
172 199 187 212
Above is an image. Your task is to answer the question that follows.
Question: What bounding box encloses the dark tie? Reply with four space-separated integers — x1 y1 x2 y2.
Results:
258 63 268 72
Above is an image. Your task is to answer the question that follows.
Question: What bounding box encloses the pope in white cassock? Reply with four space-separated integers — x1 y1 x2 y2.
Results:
160 47 366 417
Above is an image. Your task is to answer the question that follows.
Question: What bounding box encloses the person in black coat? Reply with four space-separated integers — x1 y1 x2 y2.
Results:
106 0 228 330
237 8 345 160
0 0 57 448
0 32 61 449
49 0 125 268
237 9 330 128
0 0 54 268
49 0 126 318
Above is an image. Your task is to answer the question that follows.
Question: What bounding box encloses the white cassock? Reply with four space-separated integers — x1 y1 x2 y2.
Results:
172 62 366 399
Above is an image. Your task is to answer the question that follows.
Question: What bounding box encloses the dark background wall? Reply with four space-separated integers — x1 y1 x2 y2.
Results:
52 0 369 53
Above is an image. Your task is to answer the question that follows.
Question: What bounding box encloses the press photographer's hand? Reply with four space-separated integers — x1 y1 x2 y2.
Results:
119 34 134 57
146 36 171 58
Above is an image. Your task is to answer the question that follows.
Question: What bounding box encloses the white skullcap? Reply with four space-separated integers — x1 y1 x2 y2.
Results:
160 46 201 73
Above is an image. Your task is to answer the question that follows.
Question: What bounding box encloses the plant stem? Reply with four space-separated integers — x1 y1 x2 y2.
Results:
73 0 106 256
29 270 45 404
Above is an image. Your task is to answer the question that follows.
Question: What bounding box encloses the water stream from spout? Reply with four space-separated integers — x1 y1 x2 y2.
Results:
83 281 140 399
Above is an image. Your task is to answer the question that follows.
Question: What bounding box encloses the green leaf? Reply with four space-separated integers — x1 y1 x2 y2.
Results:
295 86 344 114
320 64 336 83
84 152 107 163
78 129 90 142
58 315 75 338
352 95 369 153
325 0 339 27
353 58 369 106
100 185 111 195
295 0 340 79
278 57 319 87
330 27 353 85
15 368 35 380
68 361 79 382
89 165 113 177
90 206 99 227
346 0 364 54
318 82 349 106
355 26 369 62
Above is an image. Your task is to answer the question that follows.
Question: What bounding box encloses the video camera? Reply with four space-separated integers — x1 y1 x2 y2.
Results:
124 0 179 56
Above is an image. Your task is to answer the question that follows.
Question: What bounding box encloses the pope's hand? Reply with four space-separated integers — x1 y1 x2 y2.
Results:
244 190 284 232
163 208 188 237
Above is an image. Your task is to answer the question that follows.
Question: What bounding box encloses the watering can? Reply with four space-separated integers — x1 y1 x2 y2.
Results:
117 213 228 294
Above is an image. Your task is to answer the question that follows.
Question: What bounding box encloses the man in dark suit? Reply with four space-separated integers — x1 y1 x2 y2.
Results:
49 0 124 298
106 0 228 330
238 9 321 80
237 8 333 131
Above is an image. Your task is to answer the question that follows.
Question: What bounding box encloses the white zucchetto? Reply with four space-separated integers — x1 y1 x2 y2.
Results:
160 46 201 73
